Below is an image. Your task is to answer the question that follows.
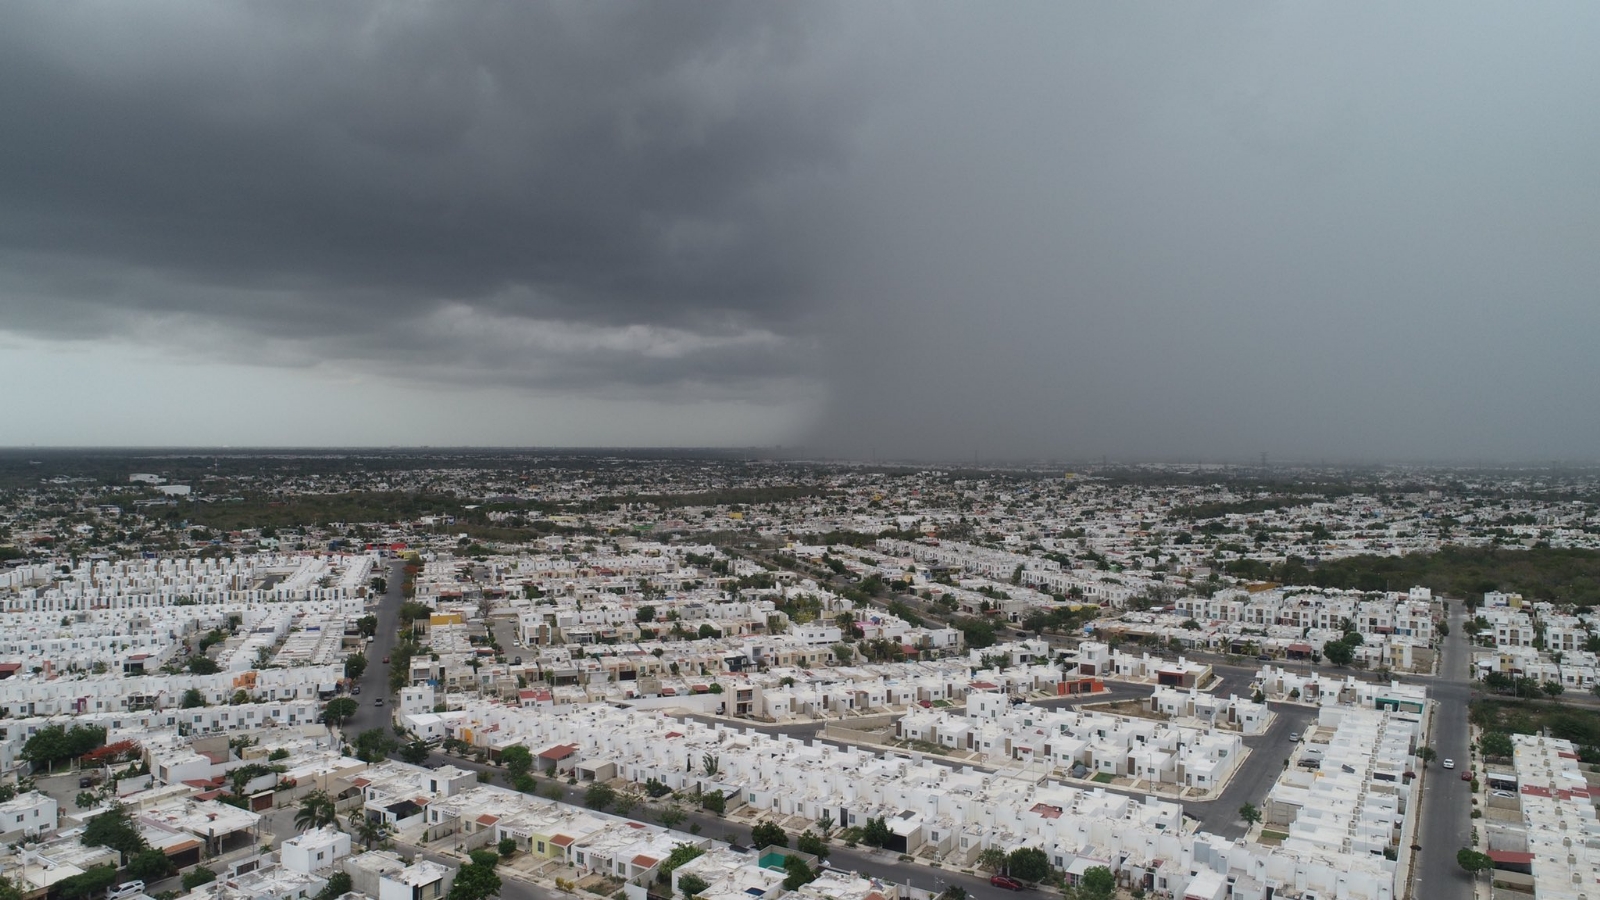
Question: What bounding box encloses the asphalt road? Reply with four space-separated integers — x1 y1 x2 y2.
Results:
1414 602 1472 900
345 559 406 736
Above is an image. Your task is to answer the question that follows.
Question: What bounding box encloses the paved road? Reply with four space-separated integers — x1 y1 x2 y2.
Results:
1415 602 1472 900
345 559 406 736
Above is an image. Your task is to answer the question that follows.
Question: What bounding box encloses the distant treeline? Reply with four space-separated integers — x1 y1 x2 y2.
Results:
1229 546 1600 607
184 492 467 531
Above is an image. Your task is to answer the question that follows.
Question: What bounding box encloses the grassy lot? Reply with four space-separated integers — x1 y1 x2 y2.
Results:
1471 697 1600 761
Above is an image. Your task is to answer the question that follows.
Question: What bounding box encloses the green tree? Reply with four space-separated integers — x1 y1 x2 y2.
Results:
1079 866 1116 900
82 803 149 861
677 873 710 900
1239 803 1262 826
344 653 368 680
447 862 502 900
353 728 394 762
782 856 817 891
188 656 221 675
58 865 119 900
128 848 174 881
314 872 353 900
659 807 687 829
659 843 706 882
861 816 891 849
702 754 719 777
182 867 218 891
502 745 534 779
637 606 657 623
398 741 431 765
0 874 25 900
1322 639 1355 667
356 615 379 638
1544 681 1565 700
499 837 517 857
584 782 616 811
1415 747 1437 766
1006 848 1051 883
1457 848 1494 877
751 821 788 849
1480 732 1514 759
700 789 726 816
352 815 393 850
976 847 1008 872
816 810 835 840
796 830 830 860
294 791 339 832
324 697 359 727
468 849 500 869
180 688 208 709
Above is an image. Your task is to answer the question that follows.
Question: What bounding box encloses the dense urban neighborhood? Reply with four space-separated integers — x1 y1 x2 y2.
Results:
2 452 1600 900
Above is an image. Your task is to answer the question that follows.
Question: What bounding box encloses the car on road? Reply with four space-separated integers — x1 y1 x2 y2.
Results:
382 656 390 664
109 882 145 899
374 698 385 706
990 876 1026 891
1442 759 1455 769
1461 770 1472 781
351 685 360 694
79 776 94 788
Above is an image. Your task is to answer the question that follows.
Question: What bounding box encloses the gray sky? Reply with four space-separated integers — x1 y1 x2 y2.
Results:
2 3 1597 460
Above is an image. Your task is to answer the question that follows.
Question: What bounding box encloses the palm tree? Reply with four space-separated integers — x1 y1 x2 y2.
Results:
294 790 338 832
352 813 393 850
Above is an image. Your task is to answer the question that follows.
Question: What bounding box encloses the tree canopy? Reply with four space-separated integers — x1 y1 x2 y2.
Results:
1006 847 1051 883
447 861 502 900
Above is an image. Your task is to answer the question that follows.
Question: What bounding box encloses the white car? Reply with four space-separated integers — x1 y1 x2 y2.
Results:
1442 759 1455 769
109 882 145 900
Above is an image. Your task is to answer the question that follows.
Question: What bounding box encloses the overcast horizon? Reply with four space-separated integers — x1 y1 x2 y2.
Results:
4 3 1597 461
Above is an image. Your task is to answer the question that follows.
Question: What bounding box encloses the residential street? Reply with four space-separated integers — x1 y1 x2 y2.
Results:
1414 602 1472 900
344 559 406 736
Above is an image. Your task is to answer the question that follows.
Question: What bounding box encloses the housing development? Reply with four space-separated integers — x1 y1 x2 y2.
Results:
2 452 1599 900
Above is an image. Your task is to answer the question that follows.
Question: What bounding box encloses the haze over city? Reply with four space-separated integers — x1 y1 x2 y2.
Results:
2 2 1598 460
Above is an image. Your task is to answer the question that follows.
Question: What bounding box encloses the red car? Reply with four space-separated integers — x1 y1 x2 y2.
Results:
1461 770 1472 781
990 876 1026 891
382 656 390 664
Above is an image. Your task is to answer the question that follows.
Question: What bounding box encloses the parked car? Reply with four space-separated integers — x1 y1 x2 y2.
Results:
79 776 94 789
1442 759 1455 769
1460 770 1472 781
351 685 360 695
990 876 1026 891
109 882 145 899
1493 790 1517 798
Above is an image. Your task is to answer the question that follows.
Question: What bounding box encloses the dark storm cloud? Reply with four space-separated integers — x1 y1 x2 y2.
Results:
4 2 1600 457
0 1 864 391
